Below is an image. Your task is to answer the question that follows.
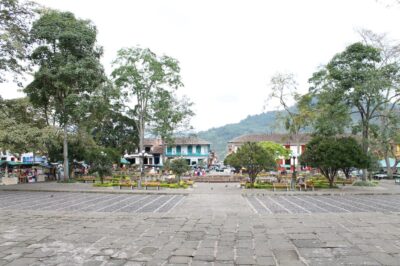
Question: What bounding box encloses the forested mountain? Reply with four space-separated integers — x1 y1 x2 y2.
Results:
197 111 286 160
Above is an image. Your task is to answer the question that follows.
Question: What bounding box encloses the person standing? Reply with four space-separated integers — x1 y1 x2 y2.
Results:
33 168 38 182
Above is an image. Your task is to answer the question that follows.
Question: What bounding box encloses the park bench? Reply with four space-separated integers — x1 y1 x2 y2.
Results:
79 176 96 183
185 180 194 188
143 181 160 190
340 179 354 186
240 182 247 188
295 181 314 191
305 181 314 191
103 176 114 182
273 182 289 191
296 183 306 191
119 180 135 190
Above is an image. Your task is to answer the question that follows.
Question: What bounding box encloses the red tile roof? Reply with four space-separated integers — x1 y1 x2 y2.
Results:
228 133 311 145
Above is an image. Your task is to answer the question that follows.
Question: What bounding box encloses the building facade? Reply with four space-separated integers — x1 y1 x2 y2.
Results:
124 137 211 168
124 139 164 168
165 137 211 166
227 133 311 171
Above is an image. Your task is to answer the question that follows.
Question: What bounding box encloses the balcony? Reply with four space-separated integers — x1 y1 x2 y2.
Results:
165 152 208 157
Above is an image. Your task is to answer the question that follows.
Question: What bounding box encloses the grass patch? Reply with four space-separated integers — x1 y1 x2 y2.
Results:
93 182 119 187
353 180 378 187
245 183 273 189
58 179 77 183
313 183 338 189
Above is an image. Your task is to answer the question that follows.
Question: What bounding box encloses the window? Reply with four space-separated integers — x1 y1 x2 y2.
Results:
196 145 201 154
145 147 151 152
167 146 172 154
176 145 181 154
188 145 193 154
154 156 160 165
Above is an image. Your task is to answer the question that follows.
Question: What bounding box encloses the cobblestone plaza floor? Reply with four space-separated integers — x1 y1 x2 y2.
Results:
0 183 399 265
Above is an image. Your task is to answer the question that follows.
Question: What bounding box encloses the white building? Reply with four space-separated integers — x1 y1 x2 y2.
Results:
227 133 311 171
165 137 211 166
124 137 211 168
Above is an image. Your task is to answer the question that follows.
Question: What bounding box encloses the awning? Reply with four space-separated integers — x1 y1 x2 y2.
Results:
120 158 131 165
0 161 42 166
379 158 400 168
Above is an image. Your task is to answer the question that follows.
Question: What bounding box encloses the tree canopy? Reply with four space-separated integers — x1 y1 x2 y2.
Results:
225 142 276 187
258 141 291 159
0 0 36 84
168 158 191 181
301 136 368 187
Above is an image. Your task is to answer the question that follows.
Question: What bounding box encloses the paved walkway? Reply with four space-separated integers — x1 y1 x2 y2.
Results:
0 183 399 265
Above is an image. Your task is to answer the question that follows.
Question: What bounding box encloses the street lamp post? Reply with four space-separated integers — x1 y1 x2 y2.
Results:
291 155 296 191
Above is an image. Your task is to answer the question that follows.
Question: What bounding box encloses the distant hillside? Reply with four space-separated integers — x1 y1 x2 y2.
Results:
197 111 285 160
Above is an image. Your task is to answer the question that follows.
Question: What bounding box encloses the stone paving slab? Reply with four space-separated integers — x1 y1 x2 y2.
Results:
0 191 185 214
0 210 399 265
0 182 190 195
0 184 399 265
246 194 400 214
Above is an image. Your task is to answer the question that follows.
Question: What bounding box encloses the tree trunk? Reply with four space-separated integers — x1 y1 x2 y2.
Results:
361 125 369 181
161 138 166 171
63 123 69 181
385 156 393 179
328 177 334 188
32 151 36 182
342 168 351 179
250 171 256 188
138 116 144 188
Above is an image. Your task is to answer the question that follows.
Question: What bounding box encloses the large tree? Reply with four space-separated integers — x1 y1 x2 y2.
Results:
112 47 183 187
0 0 36 84
225 142 276 187
358 30 400 178
25 10 105 180
301 137 369 187
267 73 313 188
267 73 313 155
309 42 400 180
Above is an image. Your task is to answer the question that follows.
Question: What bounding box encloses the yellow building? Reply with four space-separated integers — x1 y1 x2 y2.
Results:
395 143 400 157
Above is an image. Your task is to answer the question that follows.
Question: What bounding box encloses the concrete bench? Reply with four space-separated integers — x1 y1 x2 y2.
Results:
395 178 400 185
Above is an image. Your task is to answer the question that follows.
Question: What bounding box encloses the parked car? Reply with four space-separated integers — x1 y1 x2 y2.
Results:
373 173 388 180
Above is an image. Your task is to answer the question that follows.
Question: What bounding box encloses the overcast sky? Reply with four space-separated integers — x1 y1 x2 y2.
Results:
1 0 399 131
